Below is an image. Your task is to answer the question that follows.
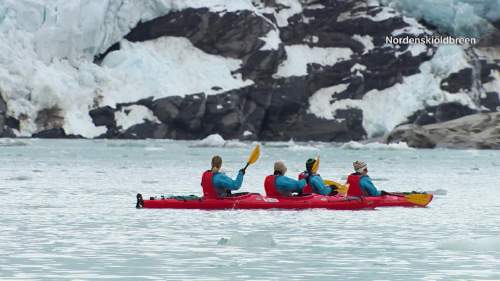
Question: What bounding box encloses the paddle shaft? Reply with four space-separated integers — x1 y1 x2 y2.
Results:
242 162 250 172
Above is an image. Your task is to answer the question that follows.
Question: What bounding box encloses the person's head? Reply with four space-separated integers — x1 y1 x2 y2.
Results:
274 160 287 175
306 158 316 172
353 160 368 175
211 155 222 172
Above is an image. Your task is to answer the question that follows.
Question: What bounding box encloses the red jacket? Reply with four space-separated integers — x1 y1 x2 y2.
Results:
201 170 218 199
264 175 280 197
298 172 312 193
346 173 364 196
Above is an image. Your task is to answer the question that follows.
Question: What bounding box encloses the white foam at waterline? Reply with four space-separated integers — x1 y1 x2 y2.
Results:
0 138 30 146
284 140 320 152
341 141 412 150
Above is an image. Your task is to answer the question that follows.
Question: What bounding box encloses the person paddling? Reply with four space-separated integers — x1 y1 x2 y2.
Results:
299 158 335 195
201 155 245 198
346 161 381 196
264 161 306 197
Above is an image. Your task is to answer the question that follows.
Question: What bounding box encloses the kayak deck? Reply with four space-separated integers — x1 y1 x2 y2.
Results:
136 192 432 210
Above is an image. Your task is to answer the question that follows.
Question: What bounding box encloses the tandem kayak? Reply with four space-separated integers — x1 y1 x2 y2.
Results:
136 192 432 210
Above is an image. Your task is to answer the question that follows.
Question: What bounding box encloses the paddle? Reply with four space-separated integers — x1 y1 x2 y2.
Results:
324 179 349 195
382 192 433 207
241 144 260 172
311 156 320 174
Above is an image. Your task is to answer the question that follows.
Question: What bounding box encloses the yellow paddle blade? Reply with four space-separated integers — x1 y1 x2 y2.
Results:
311 156 320 173
247 144 260 165
324 179 349 194
404 193 433 207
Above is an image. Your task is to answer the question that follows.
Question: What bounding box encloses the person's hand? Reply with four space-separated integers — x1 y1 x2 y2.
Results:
239 168 246 175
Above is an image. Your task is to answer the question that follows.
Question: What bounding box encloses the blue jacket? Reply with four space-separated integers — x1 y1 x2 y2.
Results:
309 174 332 195
213 171 244 196
360 176 381 196
276 175 306 196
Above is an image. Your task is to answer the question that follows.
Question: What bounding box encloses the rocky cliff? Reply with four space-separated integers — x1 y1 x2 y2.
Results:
1 0 499 147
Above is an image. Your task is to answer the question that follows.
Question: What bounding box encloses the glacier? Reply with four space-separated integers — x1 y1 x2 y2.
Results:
380 0 500 38
0 0 498 141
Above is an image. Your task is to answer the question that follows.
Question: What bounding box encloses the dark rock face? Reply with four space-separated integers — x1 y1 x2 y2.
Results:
387 113 500 149
119 121 166 139
386 125 436 148
441 68 473 93
481 92 500 111
124 8 282 81
89 106 116 128
31 128 82 139
174 93 206 134
0 93 7 137
404 102 478 126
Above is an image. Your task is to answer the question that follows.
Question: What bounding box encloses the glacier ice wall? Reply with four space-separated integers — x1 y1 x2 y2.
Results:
0 0 259 137
380 0 500 38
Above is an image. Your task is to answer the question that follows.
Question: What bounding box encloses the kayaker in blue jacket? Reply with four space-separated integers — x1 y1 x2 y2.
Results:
299 158 333 195
265 161 306 197
347 161 381 196
201 155 244 198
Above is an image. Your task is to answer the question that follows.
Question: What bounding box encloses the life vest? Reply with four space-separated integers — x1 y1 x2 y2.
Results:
299 172 313 193
264 175 281 197
346 173 364 196
201 170 218 199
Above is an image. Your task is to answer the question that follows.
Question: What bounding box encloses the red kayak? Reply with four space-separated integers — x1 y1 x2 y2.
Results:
136 192 432 210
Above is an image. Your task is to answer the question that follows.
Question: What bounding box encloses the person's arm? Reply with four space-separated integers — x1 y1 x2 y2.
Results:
275 176 306 193
360 176 381 196
213 171 244 191
310 175 332 195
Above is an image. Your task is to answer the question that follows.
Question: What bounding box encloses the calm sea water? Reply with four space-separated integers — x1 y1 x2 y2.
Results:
1 139 499 281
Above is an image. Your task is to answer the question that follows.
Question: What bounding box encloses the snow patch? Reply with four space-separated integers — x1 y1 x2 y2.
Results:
307 84 349 119
277 45 353 77
260 29 281 50
352 35 375 54
115 105 159 131
101 37 253 101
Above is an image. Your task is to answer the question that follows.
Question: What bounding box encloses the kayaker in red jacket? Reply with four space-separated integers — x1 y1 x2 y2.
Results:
201 155 245 198
265 161 306 197
299 158 334 195
346 161 381 196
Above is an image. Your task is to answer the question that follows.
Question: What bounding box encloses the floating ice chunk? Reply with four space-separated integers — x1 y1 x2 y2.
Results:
276 45 353 77
217 232 277 248
437 237 500 252
193 134 226 147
